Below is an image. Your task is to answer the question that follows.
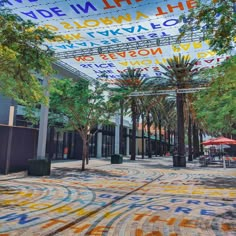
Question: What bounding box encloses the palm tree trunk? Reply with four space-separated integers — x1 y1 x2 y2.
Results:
142 113 145 159
200 129 204 155
164 126 167 155
176 93 186 167
120 99 124 154
147 111 152 158
131 98 136 160
193 123 199 159
188 115 193 161
159 119 162 156
155 124 158 156
167 127 171 152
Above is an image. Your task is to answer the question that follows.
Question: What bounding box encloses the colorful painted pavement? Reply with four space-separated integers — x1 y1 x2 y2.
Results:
0 158 235 236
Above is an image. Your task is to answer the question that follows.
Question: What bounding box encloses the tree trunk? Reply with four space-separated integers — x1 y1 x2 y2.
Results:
193 123 199 159
119 99 124 154
147 111 152 158
167 127 171 152
159 119 162 156
176 93 186 167
164 126 167 155
200 129 204 155
131 98 136 160
82 138 87 171
155 124 158 157
188 115 193 161
86 141 89 165
141 113 145 159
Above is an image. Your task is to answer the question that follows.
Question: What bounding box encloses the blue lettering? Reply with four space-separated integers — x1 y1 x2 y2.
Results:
137 35 146 40
148 33 158 38
90 42 100 46
0 213 39 225
20 10 38 19
50 7 66 17
170 199 183 203
205 202 225 207
111 38 121 43
87 32 95 38
128 204 144 209
127 37 137 41
70 2 97 14
110 29 122 36
200 209 216 216
0 0 38 6
163 19 179 27
99 194 112 198
98 31 109 36
123 27 135 33
187 200 200 205
129 197 141 201
75 42 87 47
36 9 53 18
137 25 148 32
150 23 161 29
175 207 192 214
147 205 169 211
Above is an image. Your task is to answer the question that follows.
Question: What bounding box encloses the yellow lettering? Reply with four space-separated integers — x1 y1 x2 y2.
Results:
84 20 100 27
60 21 74 29
103 211 122 219
112 14 132 24
193 42 202 49
136 11 148 20
51 206 73 213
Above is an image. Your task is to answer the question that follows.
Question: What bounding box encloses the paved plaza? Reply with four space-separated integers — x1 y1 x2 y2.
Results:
0 157 235 236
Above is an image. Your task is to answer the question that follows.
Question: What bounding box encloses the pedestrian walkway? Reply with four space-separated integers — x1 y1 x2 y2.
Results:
0 156 235 236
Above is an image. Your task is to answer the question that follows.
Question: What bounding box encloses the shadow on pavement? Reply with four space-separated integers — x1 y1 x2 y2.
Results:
50 167 122 179
199 177 236 188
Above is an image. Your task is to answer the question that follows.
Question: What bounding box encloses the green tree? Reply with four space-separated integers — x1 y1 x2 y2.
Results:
179 0 236 54
49 78 116 171
194 56 236 135
155 54 199 166
114 67 152 160
0 9 56 105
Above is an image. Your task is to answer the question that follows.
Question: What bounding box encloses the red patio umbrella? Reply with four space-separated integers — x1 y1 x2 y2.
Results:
201 137 236 169
202 138 217 146
202 137 236 145
208 137 236 145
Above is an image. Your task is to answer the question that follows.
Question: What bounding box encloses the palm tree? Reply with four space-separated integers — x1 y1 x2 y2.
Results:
157 54 199 166
114 67 151 160
139 96 161 158
151 97 176 156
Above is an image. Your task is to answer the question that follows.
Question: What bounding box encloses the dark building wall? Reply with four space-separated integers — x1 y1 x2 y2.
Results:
0 95 17 125
0 125 38 174
0 95 11 125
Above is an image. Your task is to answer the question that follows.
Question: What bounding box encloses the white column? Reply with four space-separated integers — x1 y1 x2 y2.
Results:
126 128 130 156
114 113 120 155
96 124 102 158
37 79 49 159
8 106 15 126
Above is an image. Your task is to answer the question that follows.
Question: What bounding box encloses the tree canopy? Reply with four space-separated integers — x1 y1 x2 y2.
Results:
179 0 236 55
194 56 236 135
49 78 117 170
0 9 56 105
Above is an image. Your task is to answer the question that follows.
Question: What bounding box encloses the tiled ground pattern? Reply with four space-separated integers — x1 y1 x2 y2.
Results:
0 158 235 236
